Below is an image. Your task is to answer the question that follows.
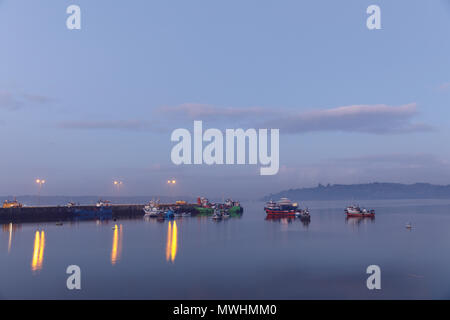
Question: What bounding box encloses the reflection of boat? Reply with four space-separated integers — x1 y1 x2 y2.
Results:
345 205 375 217
265 215 295 223
346 216 375 226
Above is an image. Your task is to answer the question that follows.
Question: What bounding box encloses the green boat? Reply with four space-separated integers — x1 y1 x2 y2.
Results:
194 205 243 217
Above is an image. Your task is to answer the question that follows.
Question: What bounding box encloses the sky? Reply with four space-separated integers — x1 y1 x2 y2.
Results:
0 0 449 198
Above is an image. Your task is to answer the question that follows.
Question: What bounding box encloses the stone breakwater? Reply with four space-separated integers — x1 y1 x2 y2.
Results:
0 204 200 223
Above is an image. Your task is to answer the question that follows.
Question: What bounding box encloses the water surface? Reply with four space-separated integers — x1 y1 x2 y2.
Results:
1 199 450 299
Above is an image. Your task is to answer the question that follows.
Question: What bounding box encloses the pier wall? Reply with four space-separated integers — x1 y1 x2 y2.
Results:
0 204 200 223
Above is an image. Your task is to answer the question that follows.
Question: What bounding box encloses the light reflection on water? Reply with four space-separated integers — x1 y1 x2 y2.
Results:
31 230 45 272
111 224 123 265
165 221 178 263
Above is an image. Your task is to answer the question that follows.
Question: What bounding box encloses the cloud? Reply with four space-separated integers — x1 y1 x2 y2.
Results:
158 102 432 134
264 103 432 134
157 103 272 118
57 119 164 132
0 91 21 110
0 90 54 110
21 93 54 104
437 82 450 92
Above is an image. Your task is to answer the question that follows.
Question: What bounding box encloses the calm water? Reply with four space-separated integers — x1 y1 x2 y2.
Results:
2 199 450 300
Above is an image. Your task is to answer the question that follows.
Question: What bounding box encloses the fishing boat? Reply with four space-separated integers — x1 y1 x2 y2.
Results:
165 208 175 219
3 198 23 208
265 198 298 215
295 208 310 219
345 205 375 217
96 199 112 207
143 200 163 218
212 208 222 220
222 209 230 218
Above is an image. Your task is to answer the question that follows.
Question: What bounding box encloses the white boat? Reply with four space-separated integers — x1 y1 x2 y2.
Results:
295 208 310 219
97 199 112 207
212 208 222 220
143 200 162 217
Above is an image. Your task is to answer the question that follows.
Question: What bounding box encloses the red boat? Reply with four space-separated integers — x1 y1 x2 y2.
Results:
345 205 375 218
265 198 298 216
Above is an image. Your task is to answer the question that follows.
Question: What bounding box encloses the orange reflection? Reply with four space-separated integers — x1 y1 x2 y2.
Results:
165 221 178 263
31 230 45 271
111 224 123 265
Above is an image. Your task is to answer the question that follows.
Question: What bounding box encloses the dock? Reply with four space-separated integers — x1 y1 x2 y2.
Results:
0 203 199 223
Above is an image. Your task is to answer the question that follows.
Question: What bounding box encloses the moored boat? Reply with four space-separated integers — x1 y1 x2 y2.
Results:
345 205 375 217
3 198 23 208
143 200 163 218
265 198 298 215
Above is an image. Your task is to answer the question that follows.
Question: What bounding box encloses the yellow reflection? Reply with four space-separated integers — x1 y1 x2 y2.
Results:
111 224 123 265
165 222 172 261
31 230 45 271
8 223 12 253
165 221 178 263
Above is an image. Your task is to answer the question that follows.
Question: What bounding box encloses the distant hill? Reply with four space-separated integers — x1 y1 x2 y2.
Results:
263 183 450 201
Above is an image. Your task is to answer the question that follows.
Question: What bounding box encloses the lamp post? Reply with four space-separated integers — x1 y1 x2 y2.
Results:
167 178 176 203
114 180 123 203
35 179 46 206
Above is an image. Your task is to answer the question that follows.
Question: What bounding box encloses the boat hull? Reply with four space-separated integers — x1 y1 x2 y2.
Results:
346 213 375 218
265 209 296 215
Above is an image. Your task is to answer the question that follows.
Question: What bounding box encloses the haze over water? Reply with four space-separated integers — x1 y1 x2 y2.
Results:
1 199 450 299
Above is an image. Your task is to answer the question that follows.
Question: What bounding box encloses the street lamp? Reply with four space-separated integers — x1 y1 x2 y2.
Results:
167 178 177 203
35 179 46 206
114 180 123 196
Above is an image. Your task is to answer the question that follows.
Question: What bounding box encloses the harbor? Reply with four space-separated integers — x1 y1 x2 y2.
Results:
0 198 244 223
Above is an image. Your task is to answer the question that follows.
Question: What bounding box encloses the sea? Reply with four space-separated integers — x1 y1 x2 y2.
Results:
1 199 450 299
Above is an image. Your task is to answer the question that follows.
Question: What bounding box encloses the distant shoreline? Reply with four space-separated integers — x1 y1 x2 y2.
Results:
263 183 450 201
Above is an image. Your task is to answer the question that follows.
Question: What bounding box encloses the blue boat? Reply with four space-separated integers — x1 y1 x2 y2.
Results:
165 209 174 219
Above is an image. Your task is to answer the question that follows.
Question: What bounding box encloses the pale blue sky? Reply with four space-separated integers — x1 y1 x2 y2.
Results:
0 0 449 198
